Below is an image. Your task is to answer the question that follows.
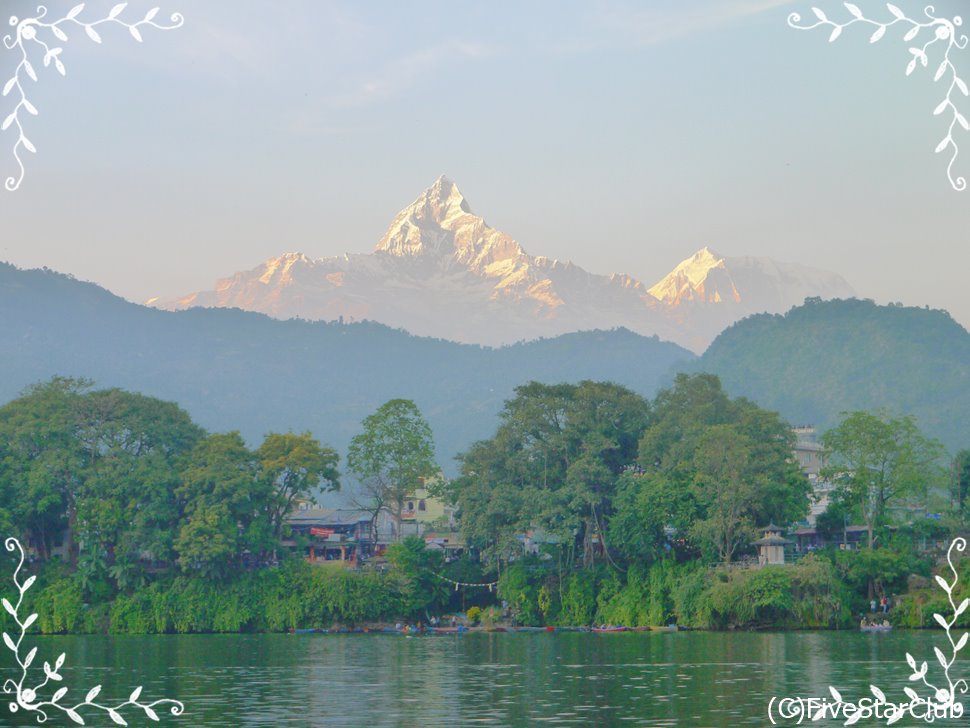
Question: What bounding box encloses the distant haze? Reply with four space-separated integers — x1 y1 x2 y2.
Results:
1 0 968 331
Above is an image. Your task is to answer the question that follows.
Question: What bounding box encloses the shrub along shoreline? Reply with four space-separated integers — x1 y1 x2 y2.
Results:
6 550 962 636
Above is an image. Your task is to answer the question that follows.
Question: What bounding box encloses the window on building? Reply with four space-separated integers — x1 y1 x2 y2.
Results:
407 501 414 511
418 500 426 511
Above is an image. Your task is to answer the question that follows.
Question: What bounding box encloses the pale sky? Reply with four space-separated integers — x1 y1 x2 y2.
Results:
2 0 969 332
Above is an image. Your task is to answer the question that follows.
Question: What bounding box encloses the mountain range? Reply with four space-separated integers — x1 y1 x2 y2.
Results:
148 176 855 353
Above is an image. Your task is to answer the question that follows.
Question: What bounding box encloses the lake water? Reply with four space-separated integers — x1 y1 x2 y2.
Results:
0 631 958 727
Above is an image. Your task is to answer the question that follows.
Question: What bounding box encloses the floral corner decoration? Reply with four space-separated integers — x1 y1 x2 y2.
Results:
2 2 184 192
789 2 969 191
2 537 184 725
818 537 967 725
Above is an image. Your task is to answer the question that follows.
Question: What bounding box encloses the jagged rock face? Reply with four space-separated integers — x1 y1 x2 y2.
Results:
149 177 853 352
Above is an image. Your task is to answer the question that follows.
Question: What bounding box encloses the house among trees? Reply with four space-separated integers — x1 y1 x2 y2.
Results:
422 531 466 561
399 482 456 538
792 425 836 526
285 508 378 565
752 524 792 566
791 525 869 552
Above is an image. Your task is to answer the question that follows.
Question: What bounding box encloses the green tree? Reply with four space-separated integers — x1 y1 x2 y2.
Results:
0 378 88 562
452 381 650 569
822 411 946 549
174 502 240 580
176 432 270 577
257 432 340 540
614 374 809 565
72 387 203 581
384 535 446 618
347 400 437 540
688 425 760 564
0 379 204 583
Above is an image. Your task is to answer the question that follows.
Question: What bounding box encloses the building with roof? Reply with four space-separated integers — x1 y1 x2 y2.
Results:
752 524 793 565
285 508 379 565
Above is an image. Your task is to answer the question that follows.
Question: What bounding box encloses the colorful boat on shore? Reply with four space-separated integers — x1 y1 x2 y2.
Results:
860 624 892 632
592 626 627 633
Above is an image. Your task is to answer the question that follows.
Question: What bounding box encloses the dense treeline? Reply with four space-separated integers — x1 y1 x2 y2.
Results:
0 378 338 590
450 374 811 569
0 371 963 634
450 374 962 630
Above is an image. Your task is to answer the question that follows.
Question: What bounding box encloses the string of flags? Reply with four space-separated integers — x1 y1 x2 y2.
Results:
434 573 499 592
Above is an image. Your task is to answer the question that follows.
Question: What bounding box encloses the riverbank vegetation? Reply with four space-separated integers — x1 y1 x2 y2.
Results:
0 374 964 635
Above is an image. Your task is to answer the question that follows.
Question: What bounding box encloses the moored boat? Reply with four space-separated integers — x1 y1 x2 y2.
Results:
592 626 627 633
430 626 464 634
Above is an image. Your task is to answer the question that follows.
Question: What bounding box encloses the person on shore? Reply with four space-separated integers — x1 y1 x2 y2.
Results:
880 596 888 614
870 599 877 612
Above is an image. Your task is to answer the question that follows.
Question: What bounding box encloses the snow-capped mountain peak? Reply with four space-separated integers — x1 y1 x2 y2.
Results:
648 246 736 305
148 178 854 352
375 176 526 273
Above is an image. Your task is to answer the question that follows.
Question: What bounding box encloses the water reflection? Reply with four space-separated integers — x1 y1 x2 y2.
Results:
0 631 946 727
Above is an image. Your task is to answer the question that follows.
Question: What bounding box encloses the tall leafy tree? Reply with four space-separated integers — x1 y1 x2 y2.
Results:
72 387 204 579
347 400 437 539
452 381 650 567
688 425 760 564
821 410 946 549
257 432 340 540
611 374 809 564
384 535 448 618
176 432 268 578
0 377 87 561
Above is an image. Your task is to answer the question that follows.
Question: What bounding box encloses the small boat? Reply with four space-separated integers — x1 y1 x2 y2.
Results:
861 624 892 633
592 626 627 633
292 628 324 634
430 626 463 634
649 625 679 632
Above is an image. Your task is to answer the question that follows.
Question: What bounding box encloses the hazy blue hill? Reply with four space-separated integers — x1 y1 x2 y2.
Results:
0 263 694 473
695 298 970 452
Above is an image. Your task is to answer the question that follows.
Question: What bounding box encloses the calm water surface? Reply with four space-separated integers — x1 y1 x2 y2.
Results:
0 631 952 727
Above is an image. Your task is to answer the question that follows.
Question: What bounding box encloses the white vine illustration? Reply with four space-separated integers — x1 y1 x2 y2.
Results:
789 3 969 191
812 537 967 725
2 3 184 192
2 537 185 725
